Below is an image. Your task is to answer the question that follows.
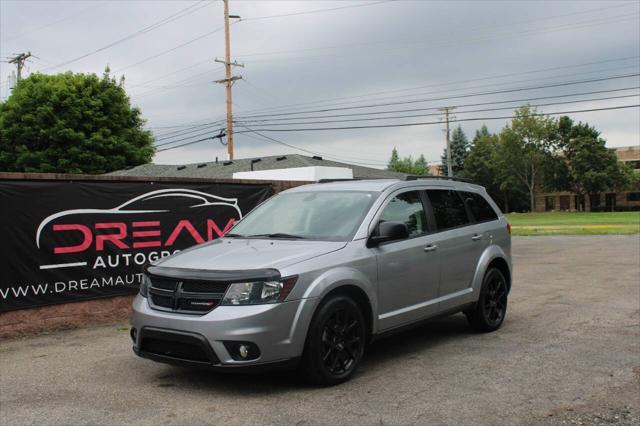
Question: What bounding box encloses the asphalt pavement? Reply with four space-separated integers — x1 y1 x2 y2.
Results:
1 235 639 425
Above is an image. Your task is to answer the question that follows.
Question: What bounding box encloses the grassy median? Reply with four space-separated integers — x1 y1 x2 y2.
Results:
505 211 640 236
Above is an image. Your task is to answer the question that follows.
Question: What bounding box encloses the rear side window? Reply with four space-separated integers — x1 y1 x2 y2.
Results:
426 189 470 230
461 192 498 222
379 191 428 237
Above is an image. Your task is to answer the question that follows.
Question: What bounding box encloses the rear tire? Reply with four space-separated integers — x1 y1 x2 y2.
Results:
466 268 508 332
301 295 366 386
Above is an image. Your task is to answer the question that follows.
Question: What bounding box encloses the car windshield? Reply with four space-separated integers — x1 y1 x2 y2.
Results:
230 191 377 241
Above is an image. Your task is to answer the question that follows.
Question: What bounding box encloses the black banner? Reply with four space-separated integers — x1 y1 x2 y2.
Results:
0 180 272 312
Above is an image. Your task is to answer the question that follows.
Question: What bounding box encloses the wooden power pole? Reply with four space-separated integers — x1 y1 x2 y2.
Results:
215 0 242 160
439 106 456 177
8 52 33 81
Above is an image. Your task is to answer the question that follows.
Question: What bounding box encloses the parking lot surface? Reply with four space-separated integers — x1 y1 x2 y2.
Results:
1 235 639 425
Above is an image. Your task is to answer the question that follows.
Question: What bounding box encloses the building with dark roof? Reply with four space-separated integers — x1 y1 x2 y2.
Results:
108 154 406 180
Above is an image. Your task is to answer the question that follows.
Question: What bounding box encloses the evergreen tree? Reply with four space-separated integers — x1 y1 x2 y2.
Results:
439 125 469 176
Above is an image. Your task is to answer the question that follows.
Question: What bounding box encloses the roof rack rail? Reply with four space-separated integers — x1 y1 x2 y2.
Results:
404 175 473 183
317 178 361 183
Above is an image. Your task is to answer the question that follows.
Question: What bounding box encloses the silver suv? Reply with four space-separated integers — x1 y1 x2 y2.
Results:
131 178 512 385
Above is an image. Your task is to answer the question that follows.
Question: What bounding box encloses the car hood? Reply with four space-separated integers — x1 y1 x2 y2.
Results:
155 238 347 271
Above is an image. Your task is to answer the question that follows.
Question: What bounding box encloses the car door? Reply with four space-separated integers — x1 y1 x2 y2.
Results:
373 190 441 331
424 189 478 301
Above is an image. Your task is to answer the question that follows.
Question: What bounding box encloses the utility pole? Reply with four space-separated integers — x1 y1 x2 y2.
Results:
8 52 33 82
214 0 242 160
439 106 456 177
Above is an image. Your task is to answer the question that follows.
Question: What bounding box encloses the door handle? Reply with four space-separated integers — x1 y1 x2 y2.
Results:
424 244 438 252
471 234 482 241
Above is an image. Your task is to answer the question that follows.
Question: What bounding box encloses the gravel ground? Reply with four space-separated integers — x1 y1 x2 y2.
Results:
1 235 639 425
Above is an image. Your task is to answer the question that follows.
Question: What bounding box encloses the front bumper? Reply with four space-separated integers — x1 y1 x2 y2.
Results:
130 294 317 368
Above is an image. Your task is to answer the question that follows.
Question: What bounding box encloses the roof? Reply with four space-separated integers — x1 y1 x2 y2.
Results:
107 154 407 180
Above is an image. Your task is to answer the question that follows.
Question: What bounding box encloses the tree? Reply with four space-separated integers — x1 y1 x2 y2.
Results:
386 148 431 175
462 126 526 212
387 147 400 171
497 106 557 211
555 116 632 210
0 69 154 173
439 125 469 176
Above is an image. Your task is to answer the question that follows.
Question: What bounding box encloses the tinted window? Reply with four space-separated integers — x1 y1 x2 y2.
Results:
462 192 498 222
426 189 470 230
379 191 427 238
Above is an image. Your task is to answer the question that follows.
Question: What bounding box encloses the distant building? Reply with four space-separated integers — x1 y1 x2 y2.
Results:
108 154 407 180
534 145 640 212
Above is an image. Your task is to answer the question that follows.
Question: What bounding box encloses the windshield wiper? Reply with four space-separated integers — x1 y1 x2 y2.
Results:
248 233 307 239
223 233 245 238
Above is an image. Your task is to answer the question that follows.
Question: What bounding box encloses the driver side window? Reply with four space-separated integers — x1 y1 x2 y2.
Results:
379 191 428 238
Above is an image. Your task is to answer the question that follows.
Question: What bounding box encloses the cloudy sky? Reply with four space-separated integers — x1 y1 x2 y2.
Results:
1 0 639 168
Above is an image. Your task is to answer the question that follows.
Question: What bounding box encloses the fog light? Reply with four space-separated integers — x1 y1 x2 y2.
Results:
223 341 260 361
239 344 249 359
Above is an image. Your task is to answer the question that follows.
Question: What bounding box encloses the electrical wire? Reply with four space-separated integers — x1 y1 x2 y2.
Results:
235 73 640 119
38 1 212 72
235 87 640 123
242 0 395 21
233 104 640 133
235 93 640 127
113 25 226 73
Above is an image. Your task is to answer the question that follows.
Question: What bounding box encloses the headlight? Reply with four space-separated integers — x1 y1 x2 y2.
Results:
221 276 298 305
139 274 151 298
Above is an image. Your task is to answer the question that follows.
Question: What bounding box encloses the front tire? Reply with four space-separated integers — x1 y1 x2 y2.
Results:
466 268 508 332
301 295 366 386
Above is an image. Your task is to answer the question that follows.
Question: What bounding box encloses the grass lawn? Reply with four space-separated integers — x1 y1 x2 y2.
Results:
505 211 640 236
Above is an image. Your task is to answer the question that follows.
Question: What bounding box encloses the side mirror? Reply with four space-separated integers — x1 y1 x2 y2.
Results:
367 221 409 247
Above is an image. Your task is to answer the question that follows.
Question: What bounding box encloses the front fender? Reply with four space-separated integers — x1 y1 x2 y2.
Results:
301 266 378 333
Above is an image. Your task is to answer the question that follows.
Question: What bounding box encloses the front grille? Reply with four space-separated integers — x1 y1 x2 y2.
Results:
151 278 178 291
151 293 174 309
141 337 209 362
139 330 219 365
148 276 228 315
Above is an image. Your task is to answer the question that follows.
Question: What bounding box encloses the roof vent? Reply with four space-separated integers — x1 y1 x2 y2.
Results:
250 158 262 171
197 163 207 168
223 161 233 166
312 155 323 160
276 156 287 161
177 165 187 170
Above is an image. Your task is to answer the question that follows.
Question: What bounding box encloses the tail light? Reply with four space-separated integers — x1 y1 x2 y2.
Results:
506 223 512 235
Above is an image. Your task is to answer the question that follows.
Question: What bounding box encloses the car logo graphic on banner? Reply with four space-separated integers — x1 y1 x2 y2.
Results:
35 189 243 270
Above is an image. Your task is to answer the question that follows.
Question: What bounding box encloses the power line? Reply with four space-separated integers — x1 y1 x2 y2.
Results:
114 25 226 74
235 87 640 122
233 126 391 166
242 0 394 21
38 1 212 72
235 60 640 117
232 12 639 67
153 105 640 153
233 104 640 133
156 136 218 152
235 73 640 119
235 93 640 126
2 4 102 43
148 86 639 144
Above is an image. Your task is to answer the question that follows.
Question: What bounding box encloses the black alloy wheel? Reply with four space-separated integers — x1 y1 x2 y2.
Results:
466 268 508 332
302 295 366 385
483 271 508 327
320 308 363 375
